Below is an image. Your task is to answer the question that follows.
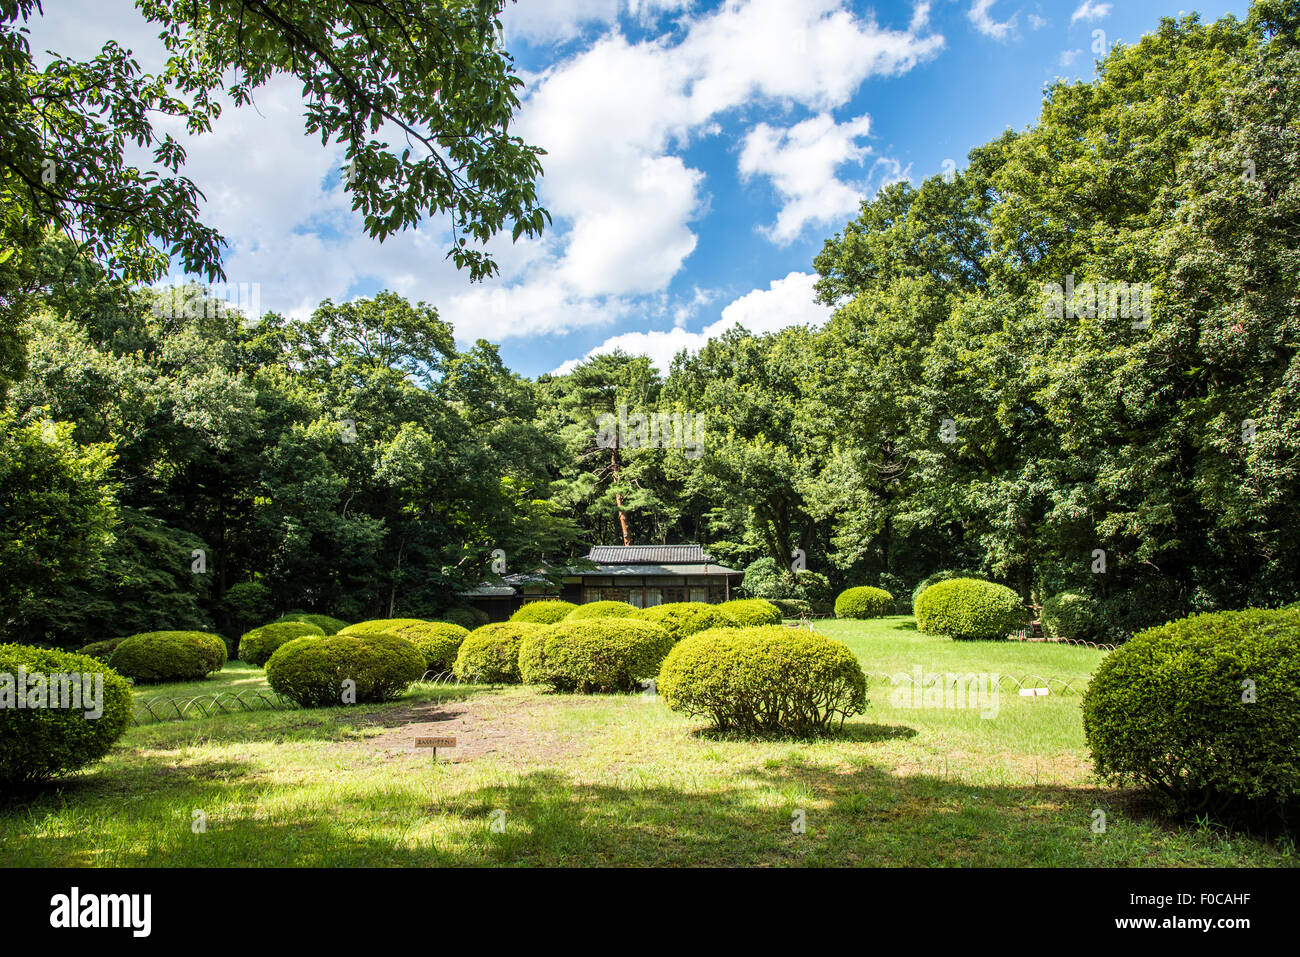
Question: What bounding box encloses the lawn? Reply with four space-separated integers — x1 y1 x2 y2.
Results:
1 617 1291 866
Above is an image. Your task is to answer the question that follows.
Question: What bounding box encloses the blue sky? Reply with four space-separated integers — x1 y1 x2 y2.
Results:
28 0 1253 377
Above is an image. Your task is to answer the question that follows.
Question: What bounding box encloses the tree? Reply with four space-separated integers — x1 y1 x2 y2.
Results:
1 0 548 390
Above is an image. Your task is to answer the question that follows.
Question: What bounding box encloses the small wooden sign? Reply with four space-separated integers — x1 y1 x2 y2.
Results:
413 736 457 759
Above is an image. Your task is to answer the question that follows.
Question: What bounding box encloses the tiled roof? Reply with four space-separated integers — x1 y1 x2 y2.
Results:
570 562 742 577
587 544 710 564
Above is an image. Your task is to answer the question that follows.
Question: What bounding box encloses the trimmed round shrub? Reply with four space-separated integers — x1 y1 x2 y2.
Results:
510 600 577 625
834 586 895 619
80 637 126 661
108 631 228 683
531 619 674 693
1040 590 1101 641
637 602 738 641
518 628 551 685
914 579 1027 640
0 644 134 785
454 622 543 684
277 612 349 635
240 621 325 666
912 569 984 607
1083 608 1300 820
659 626 868 735
718 598 782 626
339 619 469 672
265 633 425 707
770 598 813 619
565 600 640 621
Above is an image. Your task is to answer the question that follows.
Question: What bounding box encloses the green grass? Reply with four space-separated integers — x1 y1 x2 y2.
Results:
130 661 272 705
1 616 1291 866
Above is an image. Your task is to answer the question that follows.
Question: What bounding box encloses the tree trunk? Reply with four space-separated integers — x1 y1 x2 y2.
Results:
611 441 631 545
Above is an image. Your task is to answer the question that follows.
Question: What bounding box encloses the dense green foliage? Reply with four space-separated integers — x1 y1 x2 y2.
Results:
1083 608 1300 821
740 557 832 608
0 644 133 785
1040 591 1102 642
453 622 541 684
107 630 227 683
339 619 468 672
914 580 1027 641
565 601 640 621
658 626 868 735
636 602 738 641
264 633 424 707
3 4 1299 648
530 619 674 693
509 600 577 624
834 587 895 619
718 599 782 626
239 621 325 667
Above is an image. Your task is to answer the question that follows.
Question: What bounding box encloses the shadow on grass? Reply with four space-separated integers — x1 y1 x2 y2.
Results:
692 721 917 744
1 749 1285 866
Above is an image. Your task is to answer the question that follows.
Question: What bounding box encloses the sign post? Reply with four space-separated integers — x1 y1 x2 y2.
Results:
413 736 457 760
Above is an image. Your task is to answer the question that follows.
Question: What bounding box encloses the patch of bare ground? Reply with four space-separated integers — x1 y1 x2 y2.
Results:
342 692 602 764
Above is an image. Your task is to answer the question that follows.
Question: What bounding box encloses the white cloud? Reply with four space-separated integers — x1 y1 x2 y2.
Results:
21 0 942 352
1028 14 1049 30
551 271 830 374
502 0 691 44
707 271 829 337
738 113 874 244
1071 2 1112 24
968 0 1017 41
1058 48 1084 66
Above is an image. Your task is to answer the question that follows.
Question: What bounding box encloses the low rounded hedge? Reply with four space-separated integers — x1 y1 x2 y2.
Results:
637 602 738 641
565 600 640 621
529 619 674 693
277 613 349 635
718 598 782 626
265 633 425 707
510 600 577 625
0 644 134 786
339 619 469 672
108 631 228 683
518 629 550 685
658 626 867 735
80 637 126 661
911 569 984 607
454 622 542 684
834 586 895 619
914 579 1026 640
1040 590 1101 641
240 621 325 666
1083 608 1300 820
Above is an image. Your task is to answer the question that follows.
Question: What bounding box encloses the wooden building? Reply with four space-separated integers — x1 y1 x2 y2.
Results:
458 545 743 620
